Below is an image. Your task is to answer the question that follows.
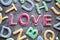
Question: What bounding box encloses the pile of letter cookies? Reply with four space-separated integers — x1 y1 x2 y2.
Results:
0 0 60 40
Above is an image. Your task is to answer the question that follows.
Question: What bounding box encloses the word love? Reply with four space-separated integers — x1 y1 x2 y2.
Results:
0 13 51 27
10 13 52 27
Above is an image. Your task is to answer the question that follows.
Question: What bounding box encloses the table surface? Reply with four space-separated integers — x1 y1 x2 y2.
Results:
0 0 60 40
